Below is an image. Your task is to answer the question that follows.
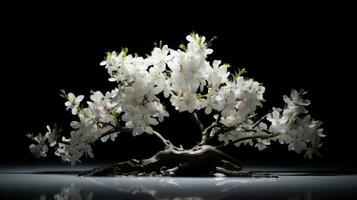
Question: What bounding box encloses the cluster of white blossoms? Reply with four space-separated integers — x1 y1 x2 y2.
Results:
218 89 325 158
27 33 325 164
268 90 325 158
39 184 93 200
27 125 57 158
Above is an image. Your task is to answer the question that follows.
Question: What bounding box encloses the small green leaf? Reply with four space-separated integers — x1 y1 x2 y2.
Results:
179 43 187 51
231 68 247 81
237 68 247 76
106 51 112 59
121 47 129 59
190 31 196 38
26 133 34 139
247 114 257 120
189 31 201 43
224 63 231 68
111 112 118 123
197 93 209 99
298 88 307 96
59 89 67 99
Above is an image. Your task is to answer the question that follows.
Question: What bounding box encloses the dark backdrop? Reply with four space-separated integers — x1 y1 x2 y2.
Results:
1 3 355 167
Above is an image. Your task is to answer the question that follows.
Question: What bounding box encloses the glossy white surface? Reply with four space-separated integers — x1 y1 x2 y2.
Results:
1 167 357 199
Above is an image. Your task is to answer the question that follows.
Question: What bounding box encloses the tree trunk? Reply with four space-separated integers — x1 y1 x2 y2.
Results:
80 145 276 177
81 145 236 176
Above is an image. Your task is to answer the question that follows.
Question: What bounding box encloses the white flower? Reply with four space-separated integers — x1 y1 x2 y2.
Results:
88 91 118 123
218 133 231 146
55 131 95 165
255 138 271 151
288 139 306 153
29 133 48 158
70 121 80 129
170 92 199 113
45 125 57 147
283 89 310 106
305 148 314 159
267 109 287 126
122 105 142 122
148 45 172 71
162 79 172 98
207 60 230 86
267 109 288 133
276 133 293 144
54 184 93 200
100 133 118 143
186 33 213 57
100 51 122 68
149 66 168 95
65 93 84 115
146 101 169 122
220 115 242 127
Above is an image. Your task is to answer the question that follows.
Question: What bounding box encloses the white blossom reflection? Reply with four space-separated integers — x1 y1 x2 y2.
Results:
38 184 93 200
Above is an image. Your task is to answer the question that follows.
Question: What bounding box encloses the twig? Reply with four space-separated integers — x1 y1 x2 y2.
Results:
201 112 270 145
251 113 268 129
152 130 178 150
216 132 280 149
97 121 117 129
99 127 131 139
190 112 204 131
99 122 178 150
200 113 222 145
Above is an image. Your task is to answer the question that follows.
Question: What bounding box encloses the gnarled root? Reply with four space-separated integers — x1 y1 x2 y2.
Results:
81 145 247 177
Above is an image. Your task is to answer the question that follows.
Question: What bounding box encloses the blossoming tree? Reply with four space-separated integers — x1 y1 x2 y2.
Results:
27 33 325 176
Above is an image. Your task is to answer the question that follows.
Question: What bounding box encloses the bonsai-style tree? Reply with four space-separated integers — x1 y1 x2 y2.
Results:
27 33 325 176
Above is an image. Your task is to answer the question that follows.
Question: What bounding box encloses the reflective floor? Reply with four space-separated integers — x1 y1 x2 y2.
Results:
1 165 357 200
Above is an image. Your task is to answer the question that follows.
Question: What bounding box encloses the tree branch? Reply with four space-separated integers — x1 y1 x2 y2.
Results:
251 113 268 129
201 113 270 146
189 112 204 131
152 130 177 150
200 113 222 145
216 132 280 149
99 126 132 140
97 121 118 130
98 121 178 150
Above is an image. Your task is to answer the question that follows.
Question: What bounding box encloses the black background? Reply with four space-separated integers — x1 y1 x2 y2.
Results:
1 3 355 167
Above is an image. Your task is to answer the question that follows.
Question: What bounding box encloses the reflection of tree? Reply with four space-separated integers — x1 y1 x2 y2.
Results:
213 177 276 194
288 190 320 200
36 181 203 200
87 177 205 200
36 177 319 200
85 176 276 200
38 184 93 200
